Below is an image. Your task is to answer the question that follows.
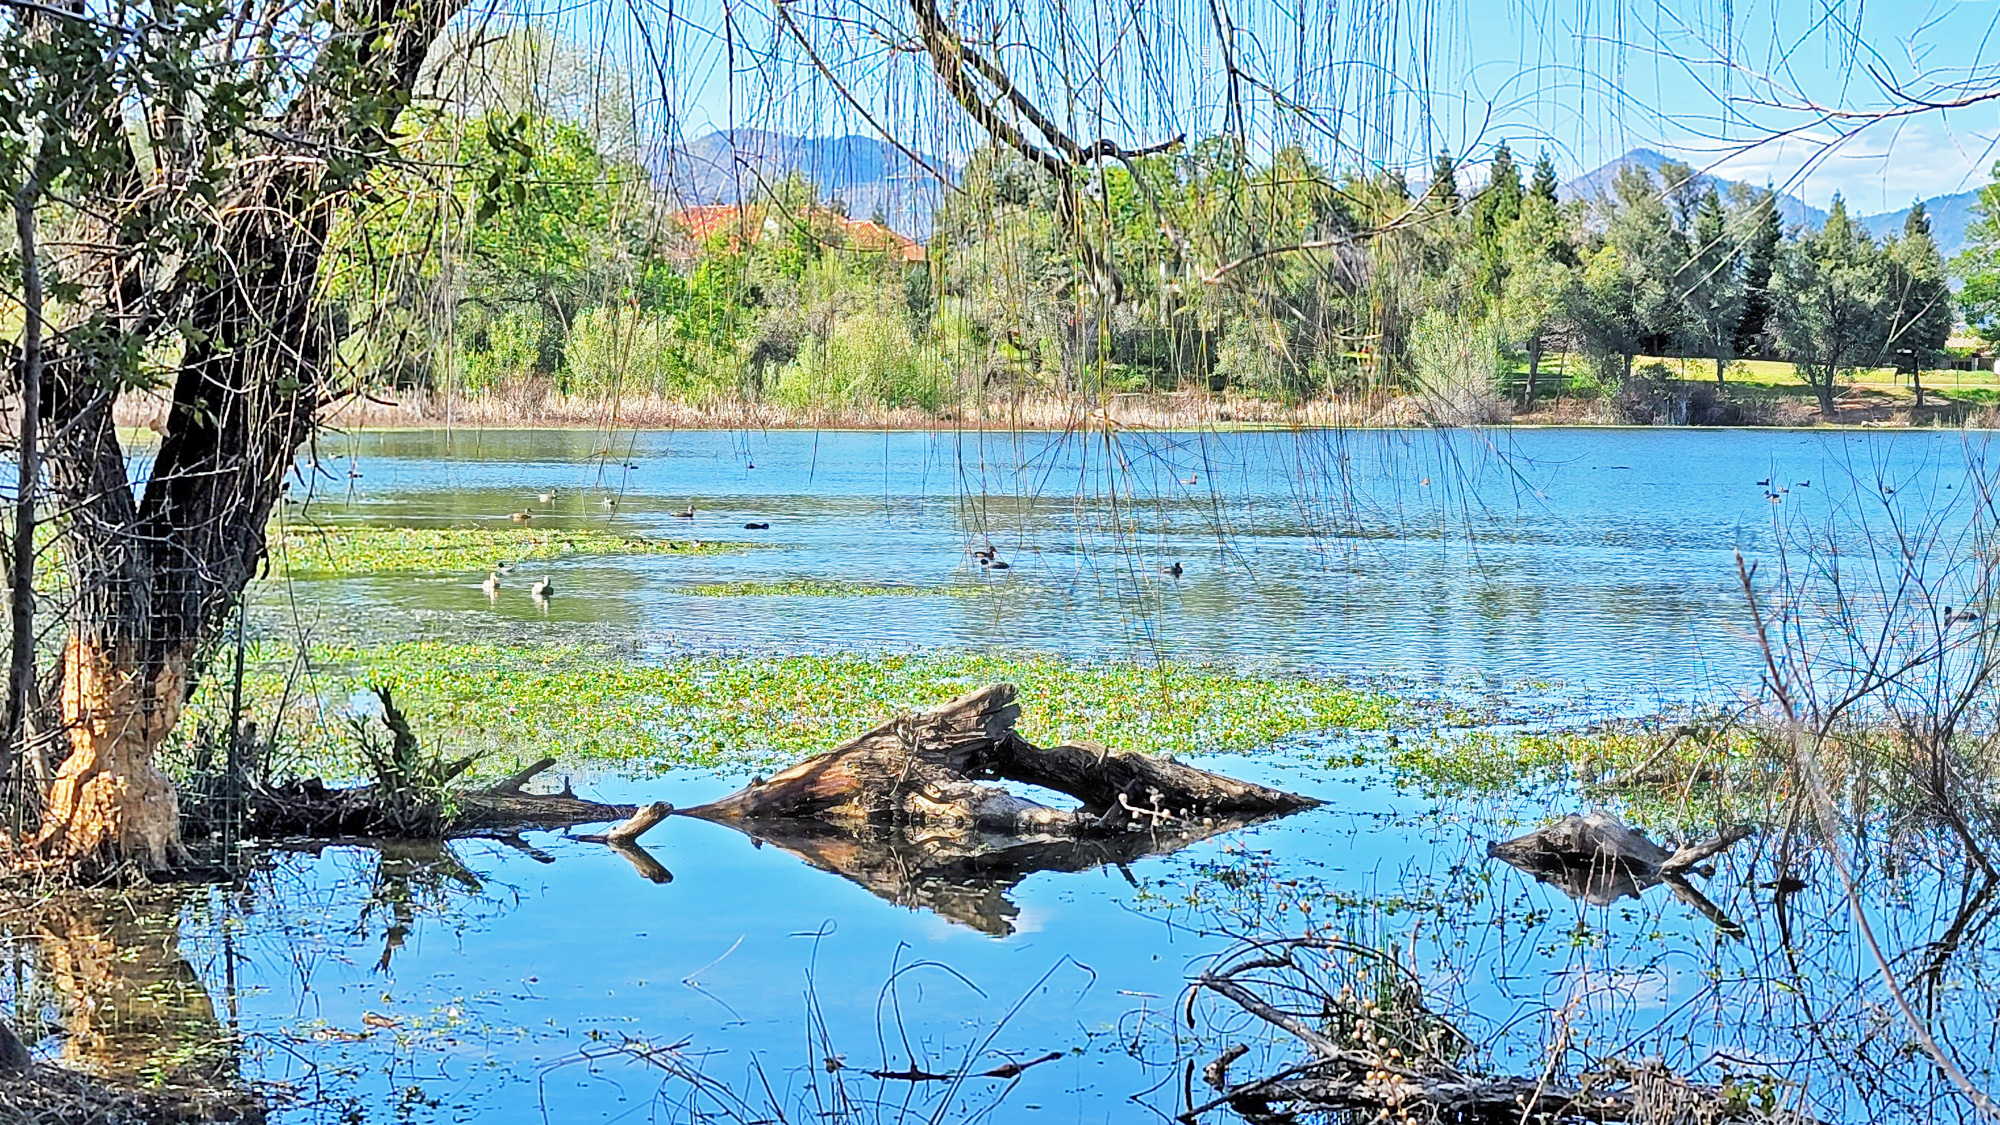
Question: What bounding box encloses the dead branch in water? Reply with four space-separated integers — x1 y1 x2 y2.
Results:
1184 936 1818 1124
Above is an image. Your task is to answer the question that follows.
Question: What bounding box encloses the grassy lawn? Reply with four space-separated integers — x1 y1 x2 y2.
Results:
1518 353 2000 413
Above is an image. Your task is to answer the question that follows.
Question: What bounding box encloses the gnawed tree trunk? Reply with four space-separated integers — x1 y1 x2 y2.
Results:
30 640 188 870
18 0 469 874
684 682 1317 834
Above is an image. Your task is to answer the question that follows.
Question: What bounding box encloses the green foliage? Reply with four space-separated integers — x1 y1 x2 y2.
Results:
1957 161 2000 344
1775 197 1891 415
223 644 1406 776
271 526 744 576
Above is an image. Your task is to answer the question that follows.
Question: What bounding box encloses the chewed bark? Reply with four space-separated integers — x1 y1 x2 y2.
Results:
31 637 187 872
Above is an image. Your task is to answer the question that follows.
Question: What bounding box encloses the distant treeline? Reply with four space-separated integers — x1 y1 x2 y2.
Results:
331 91 2000 421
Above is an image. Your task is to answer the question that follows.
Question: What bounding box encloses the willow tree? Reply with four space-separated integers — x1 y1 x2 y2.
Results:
2 0 465 872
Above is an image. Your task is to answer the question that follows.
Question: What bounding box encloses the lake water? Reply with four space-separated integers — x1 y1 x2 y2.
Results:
22 427 2000 1123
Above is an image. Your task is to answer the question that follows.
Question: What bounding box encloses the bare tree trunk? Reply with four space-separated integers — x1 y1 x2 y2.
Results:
5 165 45 792
1715 354 1726 389
1523 335 1541 406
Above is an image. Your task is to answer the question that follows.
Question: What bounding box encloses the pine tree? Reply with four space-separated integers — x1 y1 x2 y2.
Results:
1428 149 1461 214
1683 186 1744 387
1472 142 1525 297
1529 152 1560 206
1732 188 1781 359
1887 201 1952 408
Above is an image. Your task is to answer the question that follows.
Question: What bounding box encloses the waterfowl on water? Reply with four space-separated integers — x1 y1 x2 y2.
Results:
538 491 558 504
1946 606 1984 626
601 496 618 508
671 503 696 519
532 577 554 599
511 511 533 523
744 522 770 530
1162 561 1183 578
1182 473 1198 485
482 571 501 597
495 560 516 575
983 558 1011 570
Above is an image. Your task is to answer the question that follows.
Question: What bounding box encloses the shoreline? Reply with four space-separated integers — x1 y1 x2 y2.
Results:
115 386 2000 434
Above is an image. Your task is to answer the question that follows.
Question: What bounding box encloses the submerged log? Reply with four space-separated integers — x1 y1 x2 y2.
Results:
245 758 638 838
684 683 1318 834
1486 811 1755 935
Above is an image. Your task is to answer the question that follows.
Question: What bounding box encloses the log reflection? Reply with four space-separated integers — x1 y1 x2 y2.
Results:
706 813 1282 936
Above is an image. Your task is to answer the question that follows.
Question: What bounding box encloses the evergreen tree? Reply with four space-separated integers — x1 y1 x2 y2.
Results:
1500 188 1576 404
1681 186 1744 386
1472 142 1525 297
1732 188 1781 359
1428 149 1461 214
1886 201 1952 408
1529 152 1560 206
1774 196 1890 418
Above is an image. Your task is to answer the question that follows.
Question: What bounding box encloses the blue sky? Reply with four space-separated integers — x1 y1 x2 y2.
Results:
571 0 2000 209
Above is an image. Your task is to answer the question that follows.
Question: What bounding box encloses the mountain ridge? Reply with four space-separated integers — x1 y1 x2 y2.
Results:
1560 147 1981 257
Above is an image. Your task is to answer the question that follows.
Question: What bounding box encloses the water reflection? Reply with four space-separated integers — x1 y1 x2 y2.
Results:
713 812 1284 936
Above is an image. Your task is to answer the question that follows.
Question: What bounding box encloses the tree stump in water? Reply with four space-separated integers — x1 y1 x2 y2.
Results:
683 682 1318 833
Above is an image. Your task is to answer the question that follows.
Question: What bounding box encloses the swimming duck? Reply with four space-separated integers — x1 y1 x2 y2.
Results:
538 491 557 504
744 521 770 530
984 558 1011 570
532 577 554 599
494 561 516 575
1182 473 1198 485
1946 606 1984 626
671 503 696 519
510 511 533 523
1162 561 1183 578
481 571 501 597
601 496 618 508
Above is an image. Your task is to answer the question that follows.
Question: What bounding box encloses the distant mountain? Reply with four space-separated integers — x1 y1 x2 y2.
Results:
1559 147 1983 258
645 129 952 240
1558 148 1826 229
1856 189 1980 259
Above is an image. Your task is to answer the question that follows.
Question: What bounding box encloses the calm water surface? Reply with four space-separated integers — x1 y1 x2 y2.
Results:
25 427 2000 1123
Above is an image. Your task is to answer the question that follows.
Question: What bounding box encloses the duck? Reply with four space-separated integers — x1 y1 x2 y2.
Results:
983 558 1011 571
968 544 997 562
601 496 618 508
1182 473 1198 486
1946 606 1984 626
510 510 533 523
671 503 696 519
494 560 516 575
538 491 558 504
1162 561 1183 578
481 571 502 597
532 577 554 599
744 521 770 530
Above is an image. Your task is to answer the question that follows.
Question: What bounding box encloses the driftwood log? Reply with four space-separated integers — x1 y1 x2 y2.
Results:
683 682 1318 833
1486 811 1755 934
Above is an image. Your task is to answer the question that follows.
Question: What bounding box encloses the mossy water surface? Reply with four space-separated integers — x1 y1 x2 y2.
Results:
206 642 1406 779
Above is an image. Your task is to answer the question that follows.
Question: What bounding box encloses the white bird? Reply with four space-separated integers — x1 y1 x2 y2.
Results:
532 577 554 599
538 490 557 504
481 571 501 597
